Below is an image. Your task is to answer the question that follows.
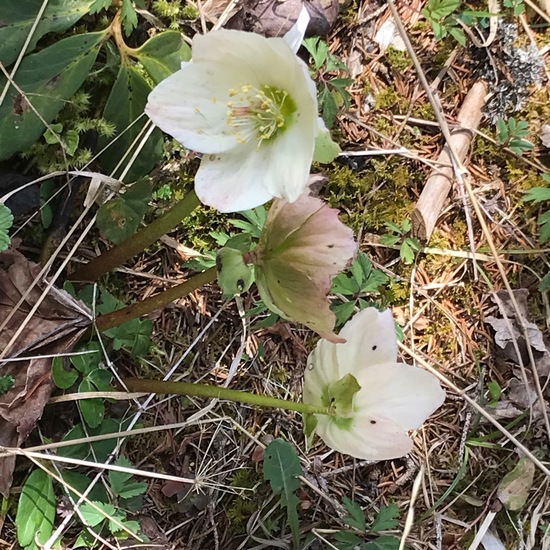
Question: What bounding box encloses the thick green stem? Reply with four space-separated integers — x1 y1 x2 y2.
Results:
71 191 200 282
95 267 217 332
123 377 329 415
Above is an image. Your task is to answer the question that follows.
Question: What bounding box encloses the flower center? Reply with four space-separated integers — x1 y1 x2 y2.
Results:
226 84 297 147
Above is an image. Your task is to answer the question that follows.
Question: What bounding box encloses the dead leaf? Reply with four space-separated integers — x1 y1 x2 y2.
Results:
226 0 339 38
540 124 550 148
497 457 535 511
0 248 91 497
485 289 548 370
483 400 522 420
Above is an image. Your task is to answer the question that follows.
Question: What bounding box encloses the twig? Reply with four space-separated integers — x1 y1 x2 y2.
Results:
412 81 487 240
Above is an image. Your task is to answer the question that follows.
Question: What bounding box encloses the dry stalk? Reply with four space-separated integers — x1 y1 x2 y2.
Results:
412 81 487 241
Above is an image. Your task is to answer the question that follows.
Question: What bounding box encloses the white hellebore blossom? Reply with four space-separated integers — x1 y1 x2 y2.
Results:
145 10 321 213
303 308 445 460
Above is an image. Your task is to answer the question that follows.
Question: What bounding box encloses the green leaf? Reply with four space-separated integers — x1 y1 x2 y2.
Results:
0 204 14 251
0 0 96 67
496 118 509 143
60 470 108 503
109 456 147 499
334 530 363 549
135 31 192 83
99 64 164 180
364 535 404 550
302 37 328 70
71 341 102 375
263 439 302 549
321 86 338 129
16 469 56 547
104 317 153 356
487 380 501 402
96 199 143 244
524 187 550 204
90 0 112 14
52 356 80 389
342 497 366 531
78 378 105 428
120 0 139 35
449 26 466 45
58 419 122 461
539 271 550 292
0 31 106 161
370 503 400 532
80 501 116 528
538 210 550 243
400 238 420 264
333 300 357 326
426 0 460 19
86 368 114 392
0 374 15 395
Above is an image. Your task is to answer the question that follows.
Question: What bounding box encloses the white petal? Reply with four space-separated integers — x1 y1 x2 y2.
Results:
303 340 340 406
263 125 315 202
335 308 399 371
283 6 310 53
146 62 247 153
354 362 446 431
194 146 275 212
315 412 413 460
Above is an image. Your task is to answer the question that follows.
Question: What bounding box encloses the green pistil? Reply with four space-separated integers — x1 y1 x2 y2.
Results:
227 84 297 146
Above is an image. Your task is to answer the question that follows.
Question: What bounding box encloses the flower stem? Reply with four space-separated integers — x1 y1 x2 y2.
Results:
123 377 329 415
71 191 200 282
94 266 217 332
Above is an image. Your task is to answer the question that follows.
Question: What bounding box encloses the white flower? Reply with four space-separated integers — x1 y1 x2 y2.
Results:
145 13 319 213
303 308 446 460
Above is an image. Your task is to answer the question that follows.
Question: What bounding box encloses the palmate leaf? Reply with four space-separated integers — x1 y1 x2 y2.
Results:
0 0 96 67
98 64 163 180
0 31 107 161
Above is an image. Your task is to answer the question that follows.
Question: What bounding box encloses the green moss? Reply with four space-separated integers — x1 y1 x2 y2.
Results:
325 158 419 234
411 100 436 121
385 47 413 72
227 469 262 534
374 85 409 113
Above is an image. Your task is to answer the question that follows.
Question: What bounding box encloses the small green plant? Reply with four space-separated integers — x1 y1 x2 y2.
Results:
496 117 534 155
523 175 550 291
0 374 15 395
263 439 302 549
331 252 390 325
333 499 406 549
52 341 114 428
381 219 422 265
486 380 502 407
504 0 525 16
422 0 466 45
303 37 353 129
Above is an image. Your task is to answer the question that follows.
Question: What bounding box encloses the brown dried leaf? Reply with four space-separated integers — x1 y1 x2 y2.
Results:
0 248 91 496
226 0 339 37
485 290 548 373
